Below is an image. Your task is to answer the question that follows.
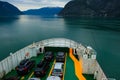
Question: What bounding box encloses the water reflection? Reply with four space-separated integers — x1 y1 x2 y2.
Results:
63 17 120 32
0 16 20 24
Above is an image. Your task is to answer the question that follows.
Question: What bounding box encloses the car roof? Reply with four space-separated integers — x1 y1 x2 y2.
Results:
54 62 63 69
20 59 29 65
57 52 64 55
45 52 52 55
47 76 60 80
29 78 40 80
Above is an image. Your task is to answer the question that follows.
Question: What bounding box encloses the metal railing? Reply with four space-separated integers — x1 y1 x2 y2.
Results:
0 38 112 80
95 61 108 80
0 38 84 79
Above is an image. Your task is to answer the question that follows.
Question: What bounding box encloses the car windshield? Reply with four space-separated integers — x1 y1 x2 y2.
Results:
53 69 61 72
18 65 25 68
35 68 42 71
30 78 39 80
57 52 64 56
45 52 52 56
20 59 29 65
20 61 26 65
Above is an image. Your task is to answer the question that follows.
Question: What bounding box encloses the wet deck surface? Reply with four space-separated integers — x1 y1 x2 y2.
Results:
83 74 96 80
4 53 95 80
65 54 78 80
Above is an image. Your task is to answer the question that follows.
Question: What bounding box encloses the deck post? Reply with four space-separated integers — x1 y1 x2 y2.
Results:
10 53 14 70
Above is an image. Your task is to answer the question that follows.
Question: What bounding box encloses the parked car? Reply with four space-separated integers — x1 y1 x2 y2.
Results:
37 59 46 67
44 51 54 61
29 77 40 80
46 76 61 80
52 62 64 77
16 59 35 75
56 52 65 62
4 76 19 80
34 61 49 77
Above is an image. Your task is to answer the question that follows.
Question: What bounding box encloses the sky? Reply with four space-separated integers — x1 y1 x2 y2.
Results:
1 0 71 11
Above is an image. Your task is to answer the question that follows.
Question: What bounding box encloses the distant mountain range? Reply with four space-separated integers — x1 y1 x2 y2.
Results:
0 1 22 16
0 1 63 17
59 0 120 17
23 7 63 17
1 0 120 17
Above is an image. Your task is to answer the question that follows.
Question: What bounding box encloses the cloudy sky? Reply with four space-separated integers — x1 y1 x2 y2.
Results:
1 0 70 11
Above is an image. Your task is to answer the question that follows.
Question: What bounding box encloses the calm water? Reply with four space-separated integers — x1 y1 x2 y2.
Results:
0 15 120 79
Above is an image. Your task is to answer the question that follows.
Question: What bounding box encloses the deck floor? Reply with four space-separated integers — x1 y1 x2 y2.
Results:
65 54 78 80
83 74 96 80
3 53 95 80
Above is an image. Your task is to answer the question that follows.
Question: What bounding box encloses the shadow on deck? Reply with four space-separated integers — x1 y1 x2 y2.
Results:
3 52 95 80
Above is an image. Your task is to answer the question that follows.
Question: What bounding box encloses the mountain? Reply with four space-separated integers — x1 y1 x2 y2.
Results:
23 7 63 16
59 0 120 17
0 1 22 16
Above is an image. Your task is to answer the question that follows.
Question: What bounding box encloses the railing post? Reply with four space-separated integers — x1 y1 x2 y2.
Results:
10 53 14 69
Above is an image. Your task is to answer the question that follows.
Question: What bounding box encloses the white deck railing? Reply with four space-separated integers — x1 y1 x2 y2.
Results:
0 38 110 80
0 38 84 79
0 44 37 78
95 61 108 80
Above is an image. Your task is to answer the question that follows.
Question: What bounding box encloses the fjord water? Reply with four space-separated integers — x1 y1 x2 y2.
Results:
0 15 120 79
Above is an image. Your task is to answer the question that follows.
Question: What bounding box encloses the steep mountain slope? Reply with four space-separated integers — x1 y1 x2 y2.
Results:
0 1 22 16
59 0 120 17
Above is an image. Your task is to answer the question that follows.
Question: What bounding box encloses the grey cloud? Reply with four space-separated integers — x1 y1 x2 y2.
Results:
1 0 71 10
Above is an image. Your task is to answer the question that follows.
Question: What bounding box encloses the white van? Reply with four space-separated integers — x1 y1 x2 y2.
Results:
52 62 64 77
29 77 40 80
46 76 61 80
